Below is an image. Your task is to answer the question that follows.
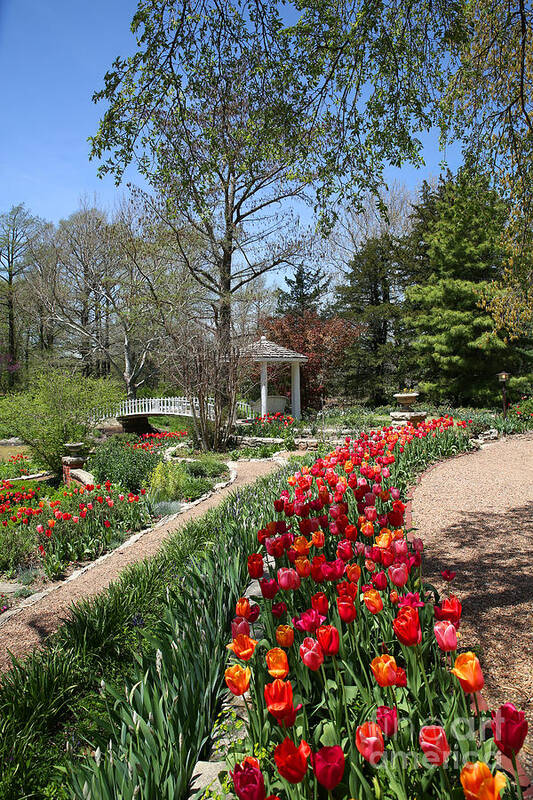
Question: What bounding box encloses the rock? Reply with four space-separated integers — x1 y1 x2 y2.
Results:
189 760 228 798
479 428 499 441
0 581 19 596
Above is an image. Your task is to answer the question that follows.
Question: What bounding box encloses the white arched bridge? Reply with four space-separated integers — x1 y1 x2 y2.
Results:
91 396 254 425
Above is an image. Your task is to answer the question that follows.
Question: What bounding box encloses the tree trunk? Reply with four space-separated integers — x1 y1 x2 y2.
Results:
7 275 16 387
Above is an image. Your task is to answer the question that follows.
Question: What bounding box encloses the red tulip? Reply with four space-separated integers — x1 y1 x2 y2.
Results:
247 553 264 578
337 596 357 623
441 569 456 582
356 721 385 764
231 759 266 800
434 594 462 628
388 563 409 588
293 608 325 633
316 625 340 656
277 567 300 591
393 606 421 646
299 637 324 671
271 601 287 619
491 702 528 757
311 591 329 615
376 705 398 737
232 616 251 638
311 745 345 790
264 679 293 721
274 738 311 783
419 725 451 766
260 578 279 599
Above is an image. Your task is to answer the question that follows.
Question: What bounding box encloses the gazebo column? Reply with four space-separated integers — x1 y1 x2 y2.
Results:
291 361 301 420
260 361 268 417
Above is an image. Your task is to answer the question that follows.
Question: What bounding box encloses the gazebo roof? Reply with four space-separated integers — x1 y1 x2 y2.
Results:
246 336 308 363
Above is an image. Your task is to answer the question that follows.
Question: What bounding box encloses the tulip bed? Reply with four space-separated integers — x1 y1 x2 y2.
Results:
0 478 151 577
224 419 527 800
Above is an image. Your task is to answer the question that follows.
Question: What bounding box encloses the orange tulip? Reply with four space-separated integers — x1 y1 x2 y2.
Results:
295 557 311 578
293 536 312 556
371 654 399 687
225 664 251 695
451 652 484 693
276 625 295 648
227 634 258 661
312 530 325 548
236 597 251 619
346 563 361 583
375 529 392 548
363 589 384 614
460 761 506 800
266 647 289 679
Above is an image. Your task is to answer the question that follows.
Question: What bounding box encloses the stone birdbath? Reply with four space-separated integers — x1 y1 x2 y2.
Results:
390 392 427 429
393 391 419 408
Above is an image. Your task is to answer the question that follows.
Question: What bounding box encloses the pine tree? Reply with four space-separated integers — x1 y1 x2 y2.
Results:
406 169 531 405
336 233 405 405
276 263 328 317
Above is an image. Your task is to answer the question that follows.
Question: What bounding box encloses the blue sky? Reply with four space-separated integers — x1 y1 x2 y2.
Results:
0 0 463 225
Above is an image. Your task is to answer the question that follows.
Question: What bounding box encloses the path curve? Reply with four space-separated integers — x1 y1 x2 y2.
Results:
412 433 533 774
0 459 280 673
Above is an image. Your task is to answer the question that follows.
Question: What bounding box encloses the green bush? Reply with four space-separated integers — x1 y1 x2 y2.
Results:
0 373 124 474
184 454 227 478
89 435 162 490
148 461 213 502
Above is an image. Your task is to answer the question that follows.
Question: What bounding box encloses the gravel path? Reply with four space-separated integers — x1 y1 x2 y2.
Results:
412 433 533 775
0 459 280 673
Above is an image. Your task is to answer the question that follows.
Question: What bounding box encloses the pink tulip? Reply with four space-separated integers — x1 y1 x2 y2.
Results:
434 620 457 651
388 564 409 587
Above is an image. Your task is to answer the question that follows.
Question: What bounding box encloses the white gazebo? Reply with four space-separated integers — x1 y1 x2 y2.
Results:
247 336 308 419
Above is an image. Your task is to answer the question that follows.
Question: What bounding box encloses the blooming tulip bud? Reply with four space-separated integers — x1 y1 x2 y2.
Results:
299 637 324 671
419 726 450 766
434 620 457 651
376 705 398 737
491 702 528 757
356 721 384 764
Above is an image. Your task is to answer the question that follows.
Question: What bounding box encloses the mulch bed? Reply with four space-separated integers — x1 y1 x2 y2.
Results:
409 433 533 782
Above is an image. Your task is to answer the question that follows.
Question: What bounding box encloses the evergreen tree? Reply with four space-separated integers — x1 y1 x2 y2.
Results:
276 263 328 317
336 233 405 405
406 169 531 405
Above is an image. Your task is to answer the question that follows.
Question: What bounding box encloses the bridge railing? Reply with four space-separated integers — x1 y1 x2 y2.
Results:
90 396 253 424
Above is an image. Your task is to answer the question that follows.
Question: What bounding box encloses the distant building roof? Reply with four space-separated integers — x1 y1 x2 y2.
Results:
245 336 308 363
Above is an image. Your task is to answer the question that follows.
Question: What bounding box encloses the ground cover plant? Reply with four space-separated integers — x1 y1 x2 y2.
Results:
220 418 526 799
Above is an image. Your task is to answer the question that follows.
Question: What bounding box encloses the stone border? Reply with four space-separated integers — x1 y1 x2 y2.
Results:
0 463 239 629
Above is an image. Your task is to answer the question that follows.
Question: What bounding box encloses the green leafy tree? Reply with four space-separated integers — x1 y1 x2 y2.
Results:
0 372 124 473
276 263 328 317
406 170 531 405
336 234 404 405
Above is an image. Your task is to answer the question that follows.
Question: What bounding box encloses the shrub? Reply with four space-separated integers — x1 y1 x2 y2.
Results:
89 435 162 490
148 461 212 503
